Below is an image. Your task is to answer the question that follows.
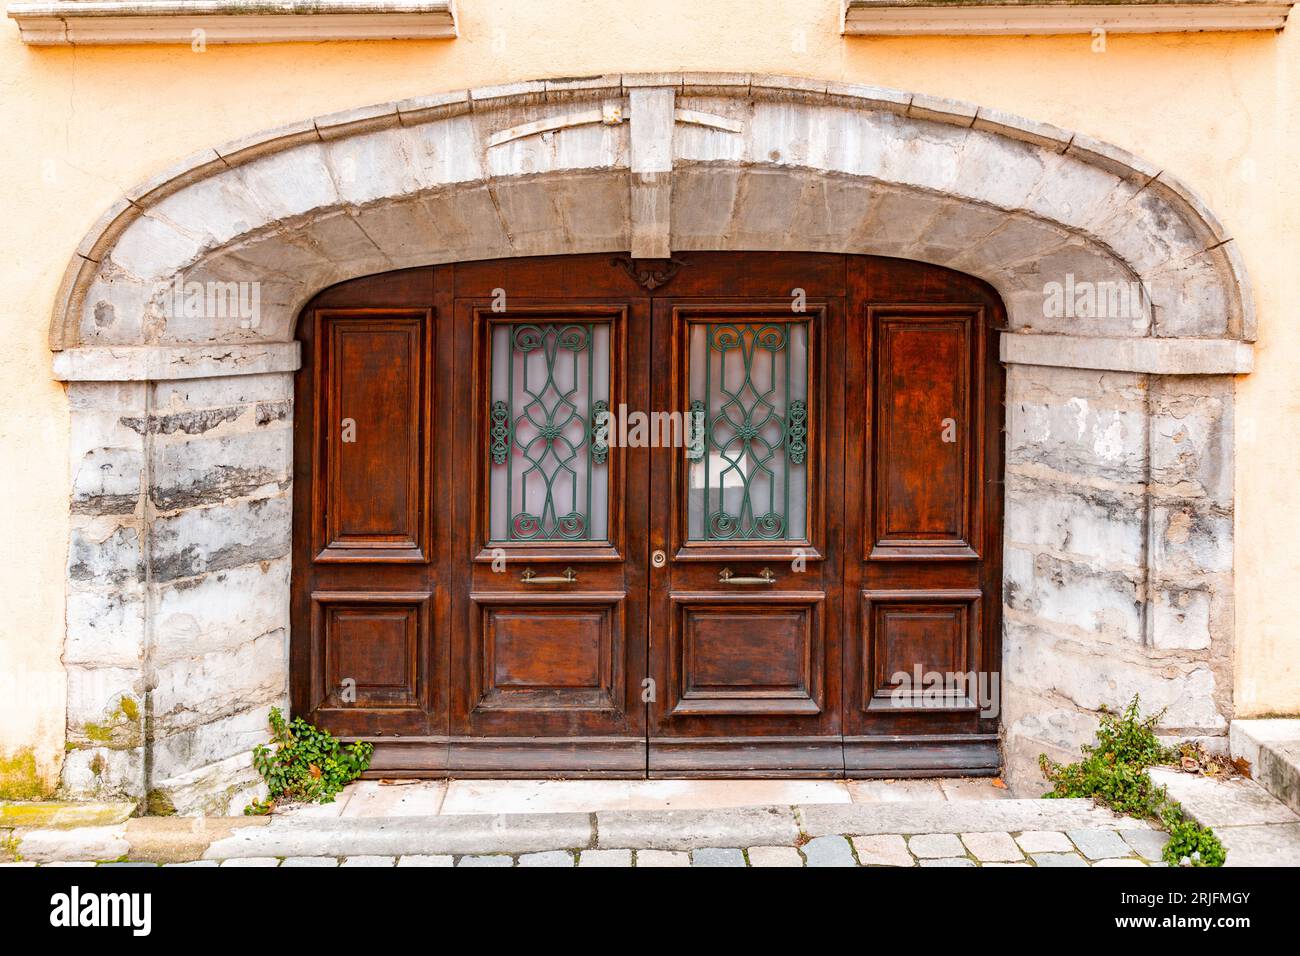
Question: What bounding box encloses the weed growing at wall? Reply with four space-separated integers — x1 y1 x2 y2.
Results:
244 708 373 815
1039 696 1226 867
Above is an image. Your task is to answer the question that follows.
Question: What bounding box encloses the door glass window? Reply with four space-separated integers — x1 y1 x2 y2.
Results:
489 321 610 542
687 320 808 541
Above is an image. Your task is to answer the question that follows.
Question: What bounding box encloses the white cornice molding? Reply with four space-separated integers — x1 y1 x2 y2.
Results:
7 0 457 45
842 0 1293 35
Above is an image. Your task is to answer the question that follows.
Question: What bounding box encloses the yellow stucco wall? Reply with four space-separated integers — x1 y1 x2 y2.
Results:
1 1 1296 795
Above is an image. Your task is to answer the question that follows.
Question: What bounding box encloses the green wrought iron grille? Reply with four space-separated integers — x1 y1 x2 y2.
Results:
489 322 607 542
689 321 809 541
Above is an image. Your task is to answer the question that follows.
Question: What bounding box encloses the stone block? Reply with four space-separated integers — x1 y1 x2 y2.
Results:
151 427 291 512
152 558 290 663
595 806 798 850
1152 503 1233 576
907 833 966 858
578 849 632 867
691 847 746 867
746 846 804 867
801 835 856 867
108 213 205 283
518 850 574 867
1066 828 1132 860
1014 830 1072 853
960 831 1023 862
635 849 690 867
19 826 132 863
151 629 287 736
235 142 339 225
1150 587 1212 650
397 855 455 867
851 834 914 866
150 703 284 783
149 494 291 582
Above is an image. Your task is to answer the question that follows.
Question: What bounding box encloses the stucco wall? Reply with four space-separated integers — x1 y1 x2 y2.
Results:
1 0 1296 796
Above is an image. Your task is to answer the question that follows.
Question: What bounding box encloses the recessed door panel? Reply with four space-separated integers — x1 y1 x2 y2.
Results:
670 593 824 716
313 309 431 562
309 590 430 736
862 589 981 711
471 593 625 714
868 306 982 560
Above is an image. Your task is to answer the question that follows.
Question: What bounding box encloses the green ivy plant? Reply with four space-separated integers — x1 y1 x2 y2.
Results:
244 707 373 815
1039 695 1226 867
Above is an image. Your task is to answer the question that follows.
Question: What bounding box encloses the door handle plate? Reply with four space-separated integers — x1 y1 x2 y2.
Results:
520 567 577 584
719 567 775 585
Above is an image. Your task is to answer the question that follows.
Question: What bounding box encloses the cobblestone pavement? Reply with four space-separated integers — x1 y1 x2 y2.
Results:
0 826 1167 867
2 816 1171 868
6 773 1297 867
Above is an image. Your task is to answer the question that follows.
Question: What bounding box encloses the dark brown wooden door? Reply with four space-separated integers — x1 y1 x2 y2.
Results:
291 253 1003 778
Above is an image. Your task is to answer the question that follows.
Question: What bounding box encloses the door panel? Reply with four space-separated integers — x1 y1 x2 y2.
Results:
309 590 430 735
868 306 980 560
648 295 843 774
292 291 446 746
470 593 626 713
448 292 649 773
668 592 825 716
313 309 431 562
861 589 982 711
842 261 1004 776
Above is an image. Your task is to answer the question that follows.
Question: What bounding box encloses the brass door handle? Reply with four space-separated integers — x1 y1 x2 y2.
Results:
718 567 775 585
520 567 577 584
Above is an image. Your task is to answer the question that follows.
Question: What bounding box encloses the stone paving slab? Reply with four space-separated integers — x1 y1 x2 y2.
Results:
746 845 804 867
595 805 798 850
1067 828 1132 860
1217 823 1300 867
796 799 1138 837
635 849 690 867
801 835 856 867
852 834 914 866
202 812 593 859
691 847 746 867
1150 768 1300 827
960 832 1022 862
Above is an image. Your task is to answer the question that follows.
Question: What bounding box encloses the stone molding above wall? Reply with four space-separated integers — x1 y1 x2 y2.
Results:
842 0 1294 36
48 74 1250 807
7 0 458 45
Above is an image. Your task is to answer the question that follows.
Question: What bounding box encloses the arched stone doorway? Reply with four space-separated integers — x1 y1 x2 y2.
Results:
50 74 1250 811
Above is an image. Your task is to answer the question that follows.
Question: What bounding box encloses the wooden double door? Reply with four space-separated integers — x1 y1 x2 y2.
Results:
291 252 1004 777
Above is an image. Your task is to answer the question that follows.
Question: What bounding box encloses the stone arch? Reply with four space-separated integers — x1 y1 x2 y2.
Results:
51 75 1252 811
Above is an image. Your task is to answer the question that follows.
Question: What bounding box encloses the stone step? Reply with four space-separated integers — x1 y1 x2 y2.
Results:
0 800 135 829
10 798 1152 863
1231 718 1300 816
192 798 1139 861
